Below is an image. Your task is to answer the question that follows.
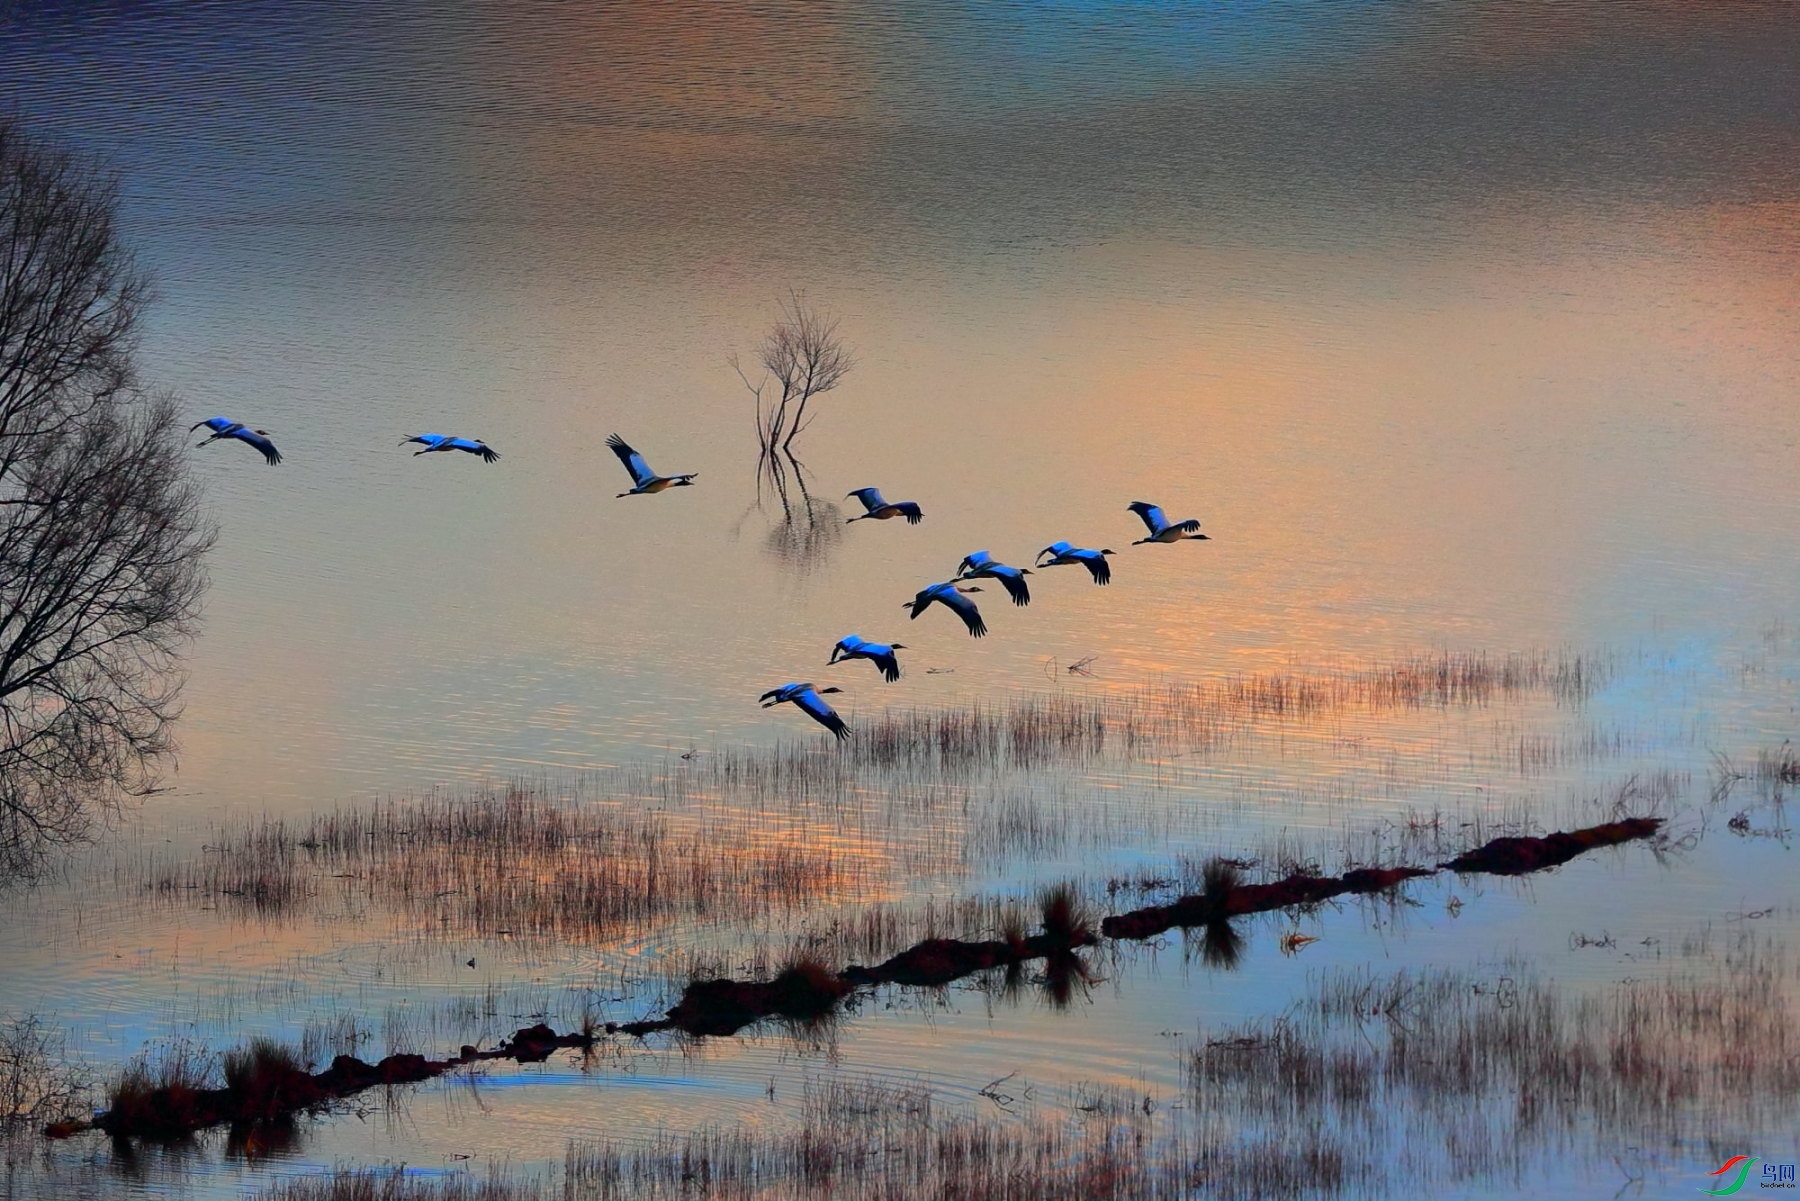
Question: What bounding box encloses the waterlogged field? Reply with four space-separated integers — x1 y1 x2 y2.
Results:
6 643 1800 1198
3 2 1799 1199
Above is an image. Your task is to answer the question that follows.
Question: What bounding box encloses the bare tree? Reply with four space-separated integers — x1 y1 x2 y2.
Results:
732 291 854 464
0 117 213 872
729 294 854 573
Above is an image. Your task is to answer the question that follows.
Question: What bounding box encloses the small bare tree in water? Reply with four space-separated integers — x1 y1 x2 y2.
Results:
0 118 212 872
733 292 854 463
731 293 854 572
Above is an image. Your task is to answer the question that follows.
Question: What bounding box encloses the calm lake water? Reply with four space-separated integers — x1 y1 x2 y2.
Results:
2 2 1797 1198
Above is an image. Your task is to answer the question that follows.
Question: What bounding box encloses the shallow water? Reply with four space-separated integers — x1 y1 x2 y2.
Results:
2 2 1798 1198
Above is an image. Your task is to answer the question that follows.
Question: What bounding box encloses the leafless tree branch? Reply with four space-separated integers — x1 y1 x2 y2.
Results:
750 291 853 460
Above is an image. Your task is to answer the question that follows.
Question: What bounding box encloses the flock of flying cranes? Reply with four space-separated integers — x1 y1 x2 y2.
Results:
191 415 1209 741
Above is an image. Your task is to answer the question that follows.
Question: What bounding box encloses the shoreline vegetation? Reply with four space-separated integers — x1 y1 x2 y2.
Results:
10 646 1764 1199
52 816 1664 1143
222 932 1800 1199
126 650 1613 937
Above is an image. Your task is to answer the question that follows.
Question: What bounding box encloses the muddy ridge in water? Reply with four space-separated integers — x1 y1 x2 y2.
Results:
1104 817 1663 940
244 932 1800 1201
64 817 1664 1141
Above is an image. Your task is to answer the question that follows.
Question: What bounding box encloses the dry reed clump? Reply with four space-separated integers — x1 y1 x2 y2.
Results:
103 1039 212 1140
1187 953 1800 1191
127 648 1610 941
1037 881 1093 946
1199 857 1242 905
1755 741 1800 785
220 1037 309 1124
144 788 869 940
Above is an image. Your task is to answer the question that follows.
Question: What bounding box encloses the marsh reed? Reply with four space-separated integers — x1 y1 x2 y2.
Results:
127 649 1608 940
1188 947 1800 1191
848 650 1604 772
144 787 879 940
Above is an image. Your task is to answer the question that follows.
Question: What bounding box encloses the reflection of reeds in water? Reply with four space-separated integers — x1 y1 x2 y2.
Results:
1757 741 1800 785
565 1079 1165 1200
258 1074 1332 1200
163 935 1800 1198
259 1173 525 1201
853 650 1605 771
147 789 871 940
1187 950 1800 1194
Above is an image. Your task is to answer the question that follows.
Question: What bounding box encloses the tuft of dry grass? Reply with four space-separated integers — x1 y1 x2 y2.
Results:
221 1037 300 1093
1200 857 1241 905
1036 881 1092 946
771 954 852 1022
103 1040 211 1140
1756 740 1800 785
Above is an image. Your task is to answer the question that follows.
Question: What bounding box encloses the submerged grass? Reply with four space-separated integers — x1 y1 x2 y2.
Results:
1188 946 1800 1193
122 649 1610 947
259 1174 526 1201
851 650 1604 771
145 788 874 940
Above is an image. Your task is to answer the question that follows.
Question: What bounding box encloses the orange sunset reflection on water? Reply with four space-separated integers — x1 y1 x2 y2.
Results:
1 2 1797 1197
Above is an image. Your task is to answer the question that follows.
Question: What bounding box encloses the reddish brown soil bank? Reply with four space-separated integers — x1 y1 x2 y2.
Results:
635 929 1102 1038
62 819 1662 1142
1102 867 1431 940
661 962 854 1037
845 929 1098 989
63 1026 597 1142
1440 817 1664 876
1103 818 1664 940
